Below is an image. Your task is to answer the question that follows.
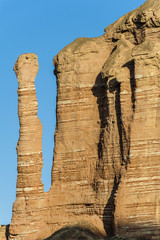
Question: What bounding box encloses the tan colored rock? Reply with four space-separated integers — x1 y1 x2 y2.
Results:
9 54 50 240
0 225 7 240
9 0 160 239
114 40 160 238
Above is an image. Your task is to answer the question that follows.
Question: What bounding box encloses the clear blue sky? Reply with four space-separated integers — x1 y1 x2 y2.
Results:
0 0 145 225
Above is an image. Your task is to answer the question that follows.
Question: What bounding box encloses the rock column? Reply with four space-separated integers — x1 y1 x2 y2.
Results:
9 54 45 239
15 53 43 196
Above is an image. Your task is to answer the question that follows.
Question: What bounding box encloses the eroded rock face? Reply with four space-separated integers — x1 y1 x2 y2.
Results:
0 225 7 240
9 54 50 240
8 0 160 239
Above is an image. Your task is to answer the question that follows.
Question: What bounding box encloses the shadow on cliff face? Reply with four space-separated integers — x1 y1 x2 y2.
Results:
91 73 109 181
123 60 136 113
43 224 156 240
109 78 130 170
44 226 102 240
92 60 136 237
103 78 130 237
5 224 9 240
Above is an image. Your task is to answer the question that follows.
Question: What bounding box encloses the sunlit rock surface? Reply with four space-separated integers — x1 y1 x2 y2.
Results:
0 225 8 240
9 54 50 240
8 0 160 239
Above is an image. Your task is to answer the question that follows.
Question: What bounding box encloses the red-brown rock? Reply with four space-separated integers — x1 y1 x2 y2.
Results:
8 0 160 239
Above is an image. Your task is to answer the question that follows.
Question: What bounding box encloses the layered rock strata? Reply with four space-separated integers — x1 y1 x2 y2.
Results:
9 54 49 240
8 0 160 239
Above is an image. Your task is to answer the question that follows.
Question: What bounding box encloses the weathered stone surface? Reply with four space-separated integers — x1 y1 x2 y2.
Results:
0 225 7 240
9 54 50 240
8 0 160 239
44 226 136 240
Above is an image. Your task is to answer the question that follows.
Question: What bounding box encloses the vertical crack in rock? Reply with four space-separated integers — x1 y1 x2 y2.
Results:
123 60 136 113
92 73 110 180
5 225 9 240
92 35 137 236
103 73 136 236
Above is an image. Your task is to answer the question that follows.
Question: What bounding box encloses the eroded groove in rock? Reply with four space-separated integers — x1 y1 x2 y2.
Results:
114 40 160 238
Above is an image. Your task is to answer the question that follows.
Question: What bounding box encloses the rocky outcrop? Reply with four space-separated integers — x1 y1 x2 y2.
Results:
8 0 160 239
9 54 49 240
0 225 8 240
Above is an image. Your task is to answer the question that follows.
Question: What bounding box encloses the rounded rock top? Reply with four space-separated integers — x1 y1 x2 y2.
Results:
14 53 38 75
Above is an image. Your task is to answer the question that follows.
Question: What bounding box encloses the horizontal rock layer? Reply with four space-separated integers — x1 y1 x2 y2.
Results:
9 54 49 240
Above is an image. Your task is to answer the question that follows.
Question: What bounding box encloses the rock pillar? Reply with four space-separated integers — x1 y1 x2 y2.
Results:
9 54 45 239
15 53 43 196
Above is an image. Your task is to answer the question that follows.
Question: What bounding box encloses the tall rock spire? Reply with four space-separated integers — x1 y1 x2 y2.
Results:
14 53 43 196
9 54 46 240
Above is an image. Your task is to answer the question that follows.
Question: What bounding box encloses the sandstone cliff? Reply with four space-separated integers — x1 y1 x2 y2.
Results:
8 0 160 239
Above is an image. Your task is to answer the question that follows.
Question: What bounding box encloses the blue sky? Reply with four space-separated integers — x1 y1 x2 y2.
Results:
0 0 146 225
